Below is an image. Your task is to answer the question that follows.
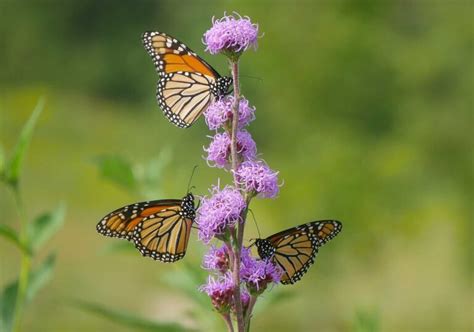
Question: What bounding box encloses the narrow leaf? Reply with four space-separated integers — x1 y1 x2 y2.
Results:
5 98 45 187
0 279 18 332
94 155 137 191
75 300 193 332
0 224 31 255
28 204 66 252
0 253 56 332
138 148 171 198
26 253 56 303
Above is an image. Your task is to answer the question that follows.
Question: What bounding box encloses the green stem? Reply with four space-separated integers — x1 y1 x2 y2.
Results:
11 187 31 332
222 313 235 332
244 295 258 332
228 58 246 332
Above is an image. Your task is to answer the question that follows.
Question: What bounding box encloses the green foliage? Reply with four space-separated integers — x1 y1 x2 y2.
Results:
27 204 66 253
0 100 65 332
0 225 31 256
94 155 137 192
3 98 45 188
0 254 56 332
75 301 193 332
95 148 171 199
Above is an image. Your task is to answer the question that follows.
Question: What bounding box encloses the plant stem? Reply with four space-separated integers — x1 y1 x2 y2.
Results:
11 187 31 332
244 295 258 332
222 313 235 332
228 58 246 332
230 60 240 172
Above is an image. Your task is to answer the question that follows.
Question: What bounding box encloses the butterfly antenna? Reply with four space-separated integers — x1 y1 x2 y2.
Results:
187 165 198 193
248 209 261 239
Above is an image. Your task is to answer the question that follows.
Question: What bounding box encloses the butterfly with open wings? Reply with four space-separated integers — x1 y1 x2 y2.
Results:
96 193 196 263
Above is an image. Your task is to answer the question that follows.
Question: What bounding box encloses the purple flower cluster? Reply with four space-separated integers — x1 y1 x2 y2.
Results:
199 273 235 312
234 160 280 198
240 247 282 294
203 13 259 55
203 245 230 273
204 96 256 130
196 185 246 243
204 130 257 168
199 13 285 328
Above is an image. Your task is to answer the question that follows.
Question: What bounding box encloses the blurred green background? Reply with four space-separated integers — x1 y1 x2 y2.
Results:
1 0 472 331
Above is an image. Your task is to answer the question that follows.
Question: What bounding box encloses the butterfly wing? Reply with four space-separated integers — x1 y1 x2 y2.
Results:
96 200 182 241
132 205 193 262
310 220 342 246
157 71 214 127
143 31 224 128
96 194 195 262
265 220 342 284
267 228 319 285
142 31 219 77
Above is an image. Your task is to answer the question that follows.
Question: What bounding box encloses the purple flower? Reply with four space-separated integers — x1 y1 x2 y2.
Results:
204 13 259 55
234 160 280 198
204 130 257 169
240 247 282 294
204 96 256 130
199 272 234 312
196 185 246 243
203 245 230 273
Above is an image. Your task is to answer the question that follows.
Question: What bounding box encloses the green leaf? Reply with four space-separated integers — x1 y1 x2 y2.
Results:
0 278 17 332
137 148 171 199
94 155 137 191
4 98 45 187
75 300 194 332
26 253 56 303
28 203 66 252
0 253 56 332
0 224 31 255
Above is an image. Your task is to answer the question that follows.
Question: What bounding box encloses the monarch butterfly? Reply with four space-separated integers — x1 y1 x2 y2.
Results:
254 220 342 284
96 193 196 262
142 31 233 128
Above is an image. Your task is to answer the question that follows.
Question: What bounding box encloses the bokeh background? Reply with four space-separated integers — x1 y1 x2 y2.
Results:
1 1 472 331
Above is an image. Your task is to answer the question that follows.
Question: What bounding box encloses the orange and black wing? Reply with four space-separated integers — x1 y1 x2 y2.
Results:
97 194 195 263
142 31 221 128
267 220 342 284
142 31 219 78
96 199 182 241
132 205 193 262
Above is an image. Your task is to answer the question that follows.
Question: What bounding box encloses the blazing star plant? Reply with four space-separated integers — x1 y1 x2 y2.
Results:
197 13 282 332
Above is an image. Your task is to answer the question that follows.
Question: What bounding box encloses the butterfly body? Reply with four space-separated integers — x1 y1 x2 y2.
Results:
97 193 195 263
255 220 342 284
143 31 232 128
